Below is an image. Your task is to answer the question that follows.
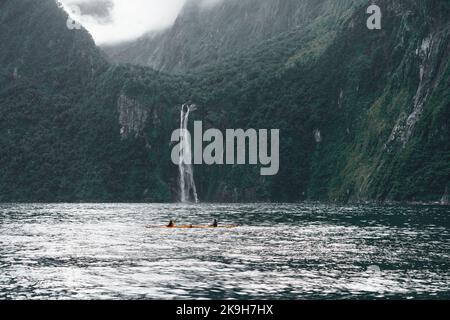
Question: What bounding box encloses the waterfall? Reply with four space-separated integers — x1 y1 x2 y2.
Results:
179 104 199 203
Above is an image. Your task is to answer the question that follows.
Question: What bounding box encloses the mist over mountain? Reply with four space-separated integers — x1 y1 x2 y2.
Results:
60 0 187 44
102 0 366 73
0 0 449 203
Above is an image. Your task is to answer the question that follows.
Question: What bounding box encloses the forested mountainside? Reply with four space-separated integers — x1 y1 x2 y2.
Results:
103 0 366 74
0 0 185 201
0 0 449 203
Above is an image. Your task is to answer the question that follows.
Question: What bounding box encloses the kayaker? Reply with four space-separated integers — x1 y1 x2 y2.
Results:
167 220 175 227
212 219 218 227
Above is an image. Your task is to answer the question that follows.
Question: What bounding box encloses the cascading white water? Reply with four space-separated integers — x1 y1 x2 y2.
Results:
179 104 199 203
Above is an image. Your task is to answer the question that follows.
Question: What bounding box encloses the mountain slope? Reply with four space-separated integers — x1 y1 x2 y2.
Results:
103 0 365 74
0 0 185 202
0 0 448 203
180 0 450 202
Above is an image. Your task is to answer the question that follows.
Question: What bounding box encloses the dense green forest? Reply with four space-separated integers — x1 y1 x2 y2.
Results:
0 0 449 203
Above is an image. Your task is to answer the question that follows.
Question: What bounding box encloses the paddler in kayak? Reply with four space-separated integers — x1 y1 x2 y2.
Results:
211 219 218 228
167 220 176 228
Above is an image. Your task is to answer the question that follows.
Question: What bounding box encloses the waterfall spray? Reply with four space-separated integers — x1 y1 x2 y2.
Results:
179 104 199 203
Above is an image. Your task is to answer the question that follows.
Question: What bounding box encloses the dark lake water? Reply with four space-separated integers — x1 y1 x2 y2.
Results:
0 203 449 300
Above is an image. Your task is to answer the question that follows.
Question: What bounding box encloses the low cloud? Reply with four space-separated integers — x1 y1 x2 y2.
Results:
60 0 188 45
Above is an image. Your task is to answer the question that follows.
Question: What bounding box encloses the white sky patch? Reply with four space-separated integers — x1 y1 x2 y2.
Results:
60 0 187 45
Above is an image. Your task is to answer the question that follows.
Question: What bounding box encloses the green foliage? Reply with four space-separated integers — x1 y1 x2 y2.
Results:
0 0 448 203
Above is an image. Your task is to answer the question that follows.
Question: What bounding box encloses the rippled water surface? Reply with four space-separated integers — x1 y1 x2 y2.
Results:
0 203 449 299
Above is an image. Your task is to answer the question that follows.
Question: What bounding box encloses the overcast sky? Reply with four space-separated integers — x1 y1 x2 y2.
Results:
60 0 188 45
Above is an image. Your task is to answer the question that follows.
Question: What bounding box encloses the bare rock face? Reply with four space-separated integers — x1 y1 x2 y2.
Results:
117 94 148 139
386 29 450 151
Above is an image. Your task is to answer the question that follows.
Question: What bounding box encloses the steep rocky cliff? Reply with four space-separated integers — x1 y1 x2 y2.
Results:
181 0 450 202
0 0 448 203
0 0 182 202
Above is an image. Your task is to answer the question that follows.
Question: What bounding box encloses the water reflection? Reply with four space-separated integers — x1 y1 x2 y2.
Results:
0 203 449 299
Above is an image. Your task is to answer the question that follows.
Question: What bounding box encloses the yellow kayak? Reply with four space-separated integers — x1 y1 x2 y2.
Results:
145 225 238 229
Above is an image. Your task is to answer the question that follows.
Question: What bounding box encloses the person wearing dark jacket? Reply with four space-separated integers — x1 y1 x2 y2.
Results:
167 220 175 227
